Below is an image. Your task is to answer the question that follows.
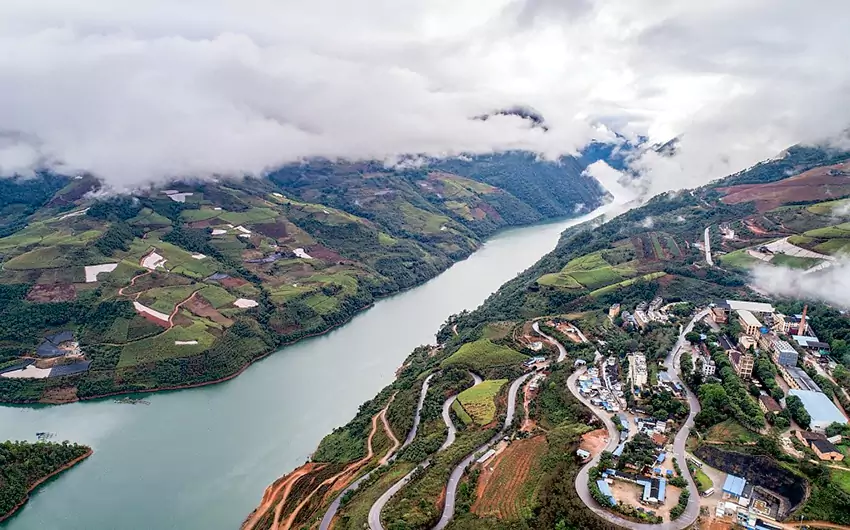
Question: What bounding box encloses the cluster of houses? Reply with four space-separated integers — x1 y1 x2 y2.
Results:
578 358 626 412
710 299 848 443
0 331 91 380
619 297 669 330
715 473 785 530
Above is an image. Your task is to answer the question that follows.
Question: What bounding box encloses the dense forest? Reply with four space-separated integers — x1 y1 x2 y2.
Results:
0 441 91 520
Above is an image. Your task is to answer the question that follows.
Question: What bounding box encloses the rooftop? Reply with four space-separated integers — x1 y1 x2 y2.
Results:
722 474 747 497
789 389 848 426
724 300 776 314
772 339 797 354
786 366 821 393
811 439 841 455
737 309 762 328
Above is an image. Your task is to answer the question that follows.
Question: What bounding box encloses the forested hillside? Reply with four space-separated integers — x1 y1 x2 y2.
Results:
0 441 92 521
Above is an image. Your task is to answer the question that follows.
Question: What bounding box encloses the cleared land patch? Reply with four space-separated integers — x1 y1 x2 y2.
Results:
455 379 507 425
472 436 548 520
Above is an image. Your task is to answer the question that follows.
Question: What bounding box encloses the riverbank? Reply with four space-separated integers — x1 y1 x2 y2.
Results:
0 448 93 524
1 212 597 407
0 212 603 530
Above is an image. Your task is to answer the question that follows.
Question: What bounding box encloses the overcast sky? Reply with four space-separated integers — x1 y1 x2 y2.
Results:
1 0 849 191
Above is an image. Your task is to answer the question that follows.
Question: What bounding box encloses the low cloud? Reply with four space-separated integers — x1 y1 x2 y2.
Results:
0 1 849 191
750 261 850 309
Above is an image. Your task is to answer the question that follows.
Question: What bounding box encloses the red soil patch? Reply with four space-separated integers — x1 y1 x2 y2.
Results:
304 245 343 262
188 220 214 228
252 222 289 239
220 276 250 288
718 161 850 212
472 436 548 520
579 428 609 457
185 294 234 326
26 283 77 303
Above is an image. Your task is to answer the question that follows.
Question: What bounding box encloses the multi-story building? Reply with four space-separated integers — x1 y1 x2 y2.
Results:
609 303 621 318
738 334 757 352
729 349 754 379
628 353 648 388
772 339 799 367
701 357 716 377
737 309 763 337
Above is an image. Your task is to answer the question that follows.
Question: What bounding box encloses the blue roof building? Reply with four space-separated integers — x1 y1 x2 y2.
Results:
788 389 848 431
658 478 667 502
657 452 666 463
596 480 616 506
612 441 626 457
723 474 746 498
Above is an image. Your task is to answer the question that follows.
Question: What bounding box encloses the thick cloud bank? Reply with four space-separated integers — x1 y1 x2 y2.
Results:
1 0 849 189
751 262 850 309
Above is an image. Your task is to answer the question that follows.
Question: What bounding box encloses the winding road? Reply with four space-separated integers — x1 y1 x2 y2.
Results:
566 310 708 530
432 372 532 530
368 372 483 530
320 373 435 530
532 321 567 362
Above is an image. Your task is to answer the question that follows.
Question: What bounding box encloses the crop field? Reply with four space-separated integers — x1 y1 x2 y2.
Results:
590 272 667 297
649 232 665 259
441 339 528 372
770 254 822 269
3 245 73 270
180 208 222 222
814 238 850 255
803 223 850 239
269 283 314 304
198 285 236 308
718 249 760 269
662 233 682 258
304 293 339 315
536 272 583 288
537 250 635 290
137 285 198 314
455 379 507 425
217 207 278 225
117 321 216 367
472 436 548 520
129 208 172 227
806 198 850 216
452 399 474 425
569 267 629 290
397 202 451 234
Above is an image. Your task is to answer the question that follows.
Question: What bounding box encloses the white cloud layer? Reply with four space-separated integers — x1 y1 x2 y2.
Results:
1 0 849 189
750 261 850 309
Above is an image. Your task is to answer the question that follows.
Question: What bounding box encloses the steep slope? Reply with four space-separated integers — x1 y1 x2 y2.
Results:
0 155 604 403
252 144 850 530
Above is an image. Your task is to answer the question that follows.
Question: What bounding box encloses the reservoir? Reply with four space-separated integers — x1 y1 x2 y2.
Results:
0 210 600 530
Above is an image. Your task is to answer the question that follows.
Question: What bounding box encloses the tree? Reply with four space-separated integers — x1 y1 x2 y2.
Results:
786 395 811 430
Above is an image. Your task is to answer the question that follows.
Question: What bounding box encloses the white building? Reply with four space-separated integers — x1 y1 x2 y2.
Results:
628 353 648 388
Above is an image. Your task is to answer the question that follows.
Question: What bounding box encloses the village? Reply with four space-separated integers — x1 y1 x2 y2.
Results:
558 296 850 529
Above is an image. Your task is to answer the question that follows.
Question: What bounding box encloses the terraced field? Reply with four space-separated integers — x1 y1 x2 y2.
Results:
537 250 636 290
454 379 508 425
440 339 528 372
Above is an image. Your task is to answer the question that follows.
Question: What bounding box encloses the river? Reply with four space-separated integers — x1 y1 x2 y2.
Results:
0 211 599 530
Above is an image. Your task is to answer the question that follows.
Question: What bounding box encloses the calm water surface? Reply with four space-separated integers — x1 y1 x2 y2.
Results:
0 211 600 530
